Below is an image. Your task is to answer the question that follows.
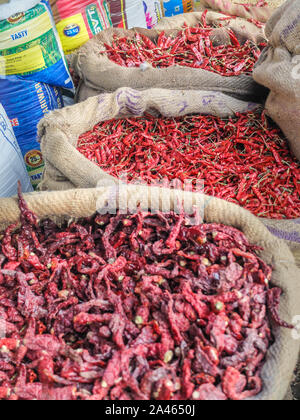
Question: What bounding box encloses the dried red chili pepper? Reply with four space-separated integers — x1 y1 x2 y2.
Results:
77 112 300 219
100 20 265 77
0 190 292 400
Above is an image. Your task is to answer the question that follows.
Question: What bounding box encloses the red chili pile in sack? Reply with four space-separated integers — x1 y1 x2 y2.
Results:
233 1 269 28
77 112 300 219
0 186 292 400
99 14 266 76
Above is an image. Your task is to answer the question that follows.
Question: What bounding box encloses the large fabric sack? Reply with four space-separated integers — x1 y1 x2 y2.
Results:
0 184 299 400
253 0 300 161
75 79 101 102
72 11 266 101
198 0 286 23
263 218 300 267
38 87 260 191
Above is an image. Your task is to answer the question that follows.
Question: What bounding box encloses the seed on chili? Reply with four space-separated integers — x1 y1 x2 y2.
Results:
164 351 174 364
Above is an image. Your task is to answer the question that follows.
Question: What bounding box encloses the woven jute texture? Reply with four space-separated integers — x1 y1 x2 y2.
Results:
0 184 299 400
253 0 300 161
38 87 261 191
75 80 101 103
198 0 286 23
72 11 266 102
262 218 300 266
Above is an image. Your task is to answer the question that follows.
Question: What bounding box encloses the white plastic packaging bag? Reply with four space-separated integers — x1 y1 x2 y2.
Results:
108 0 162 29
0 103 33 197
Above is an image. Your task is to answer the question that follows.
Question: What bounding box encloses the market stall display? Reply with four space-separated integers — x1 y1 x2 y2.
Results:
0 76 63 189
0 0 73 89
0 0 299 401
49 0 111 55
0 185 298 400
0 104 32 197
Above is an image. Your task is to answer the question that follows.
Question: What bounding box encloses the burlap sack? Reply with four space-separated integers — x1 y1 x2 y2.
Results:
197 0 286 23
42 159 76 191
0 184 299 400
39 86 300 259
72 11 267 102
253 0 300 161
38 87 260 191
155 9 265 34
75 80 102 103
262 218 300 267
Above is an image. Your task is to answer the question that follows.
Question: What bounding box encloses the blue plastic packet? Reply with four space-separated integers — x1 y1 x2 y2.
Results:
0 76 64 189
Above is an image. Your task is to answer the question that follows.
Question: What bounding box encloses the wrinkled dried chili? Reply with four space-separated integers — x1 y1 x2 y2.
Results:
0 187 292 400
99 20 266 76
77 112 300 219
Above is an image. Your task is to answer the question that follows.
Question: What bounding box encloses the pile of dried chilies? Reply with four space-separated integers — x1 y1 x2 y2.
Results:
238 1 268 12
77 112 300 220
233 1 268 28
0 187 292 400
99 17 266 76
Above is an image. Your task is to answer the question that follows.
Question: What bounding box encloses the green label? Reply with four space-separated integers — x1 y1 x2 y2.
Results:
0 4 45 33
0 29 61 76
103 1 112 27
86 4 104 35
24 149 44 190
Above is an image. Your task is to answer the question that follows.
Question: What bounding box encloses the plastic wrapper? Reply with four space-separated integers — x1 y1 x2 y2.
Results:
198 1 287 22
161 0 194 17
0 103 33 197
0 76 63 189
108 0 162 29
50 0 112 54
0 0 73 89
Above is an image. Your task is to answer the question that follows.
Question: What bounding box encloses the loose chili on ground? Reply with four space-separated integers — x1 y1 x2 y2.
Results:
0 186 292 400
77 112 300 219
99 21 266 76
